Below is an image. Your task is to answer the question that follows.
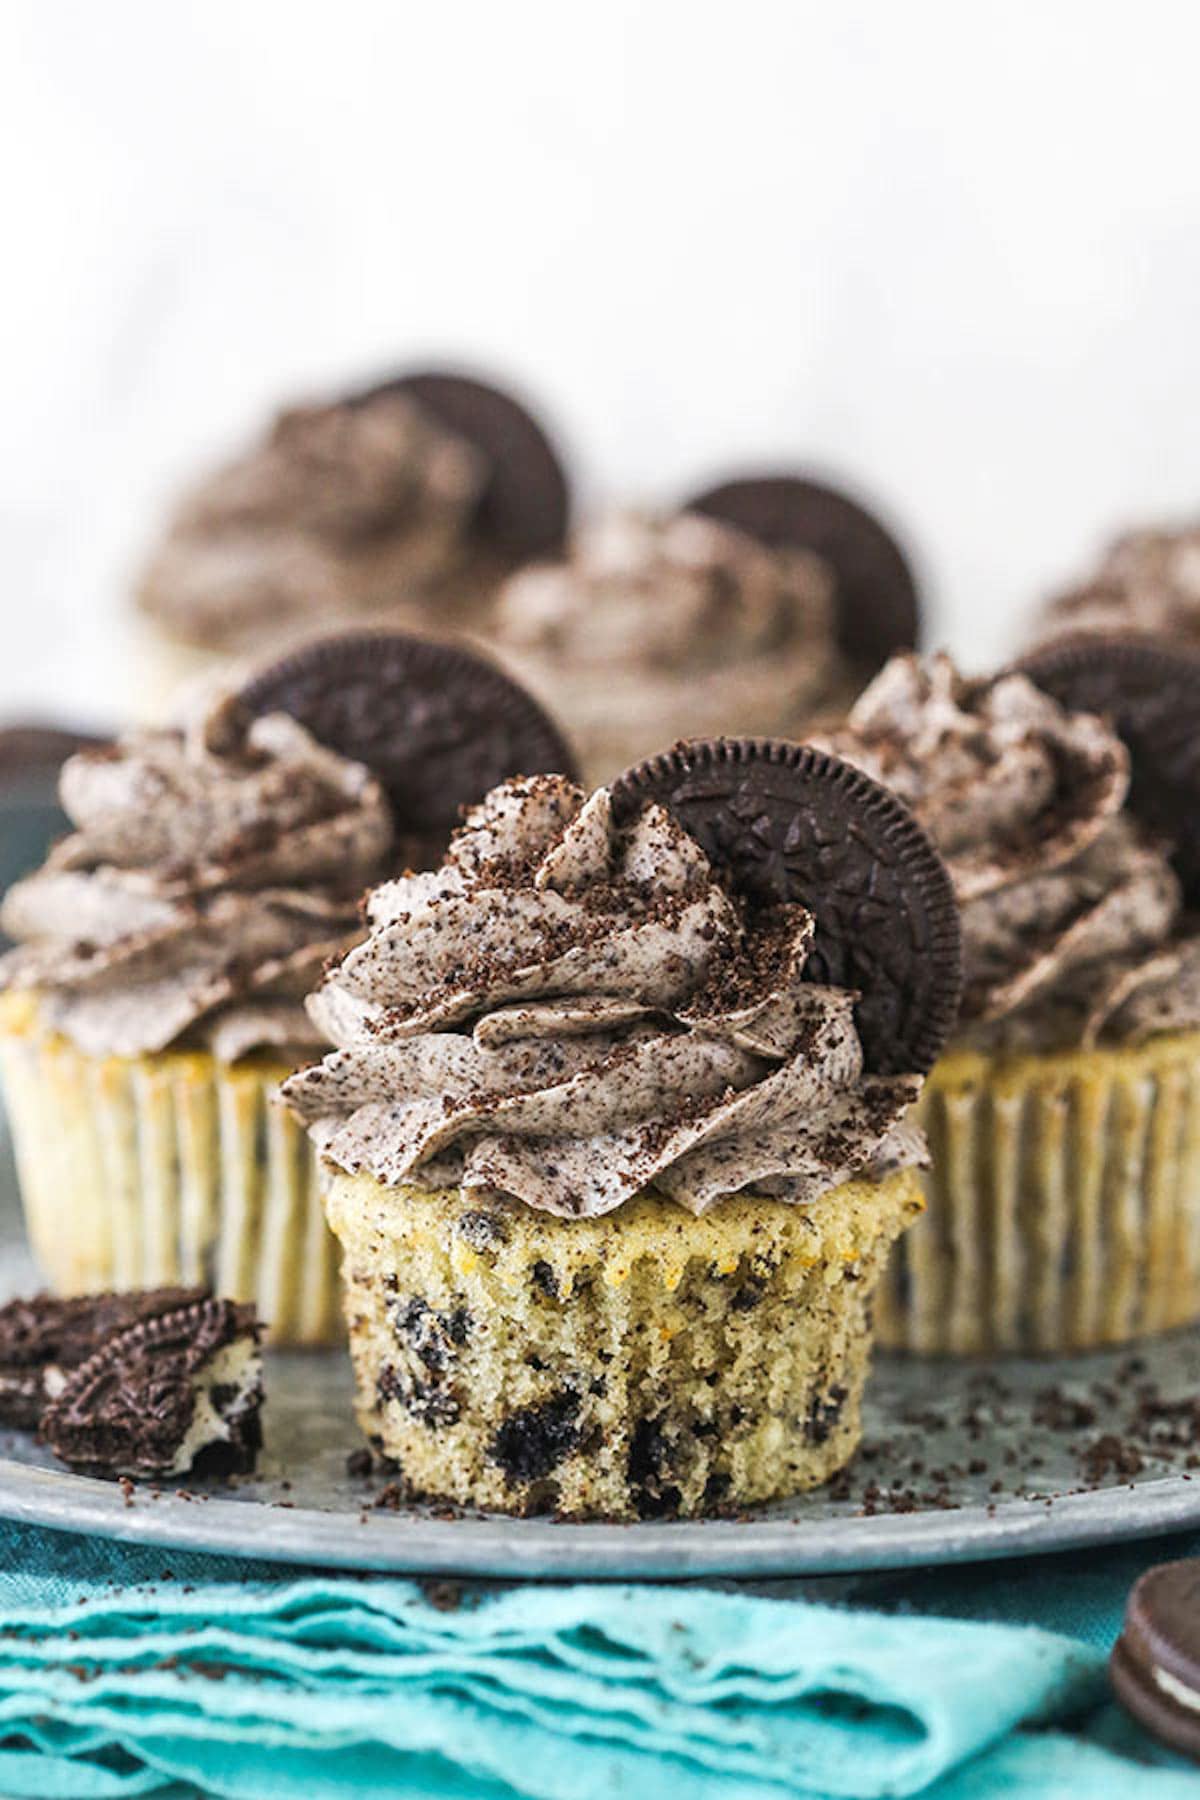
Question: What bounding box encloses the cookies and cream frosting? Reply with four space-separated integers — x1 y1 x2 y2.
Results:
137 390 489 651
1038 522 1200 647
0 700 393 1061
492 511 847 779
281 773 924 1218
815 653 1200 1048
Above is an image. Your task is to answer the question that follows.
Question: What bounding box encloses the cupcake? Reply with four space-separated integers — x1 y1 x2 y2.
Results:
1035 516 1200 648
815 645 1200 1354
135 370 570 702
0 630 575 1345
282 739 961 1517
492 473 921 782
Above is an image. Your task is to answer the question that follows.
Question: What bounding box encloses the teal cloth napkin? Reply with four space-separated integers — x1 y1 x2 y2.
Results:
1 1520 1200 1798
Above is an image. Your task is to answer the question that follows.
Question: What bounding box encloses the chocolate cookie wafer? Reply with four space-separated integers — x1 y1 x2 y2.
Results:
0 1287 206 1429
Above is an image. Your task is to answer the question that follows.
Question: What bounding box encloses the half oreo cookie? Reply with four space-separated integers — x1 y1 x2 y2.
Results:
1016 635 1200 904
0 1286 206 1429
685 473 920 672
610 737 962 1075
217 629 578 863
1111 1558 1200 1761
41 1296 264 1480
351 370 570 561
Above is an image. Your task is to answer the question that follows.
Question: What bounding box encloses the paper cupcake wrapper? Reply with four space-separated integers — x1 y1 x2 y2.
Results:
325 1168 922 1518
0 1004 340 1346
876 1031 1200 1355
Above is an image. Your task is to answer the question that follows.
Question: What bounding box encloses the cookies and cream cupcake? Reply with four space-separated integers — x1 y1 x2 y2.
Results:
0 631 575 1345
493 474 921 782
282 739 960 1518
135 371 570 701
1035 516 1200 648
816 645 1200 1354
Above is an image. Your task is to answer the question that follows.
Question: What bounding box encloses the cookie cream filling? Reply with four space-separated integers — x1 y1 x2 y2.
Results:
169 1336 263 1477
815 653 1200 1049
282 773 924 1218
1154 1665 1200 1715
0 697 393 1060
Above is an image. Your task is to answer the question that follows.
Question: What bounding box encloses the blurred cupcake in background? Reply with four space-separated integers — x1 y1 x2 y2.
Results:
134 370 570 704
0 631 575 1345
493 473 922 782
816 643 1200 1355
1033 514 1200 648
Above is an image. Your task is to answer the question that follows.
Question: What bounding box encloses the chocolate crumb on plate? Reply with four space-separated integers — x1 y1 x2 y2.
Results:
42 1297 264 1482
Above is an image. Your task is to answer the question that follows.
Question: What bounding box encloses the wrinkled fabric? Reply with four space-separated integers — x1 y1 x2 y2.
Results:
0 704 392 1060
814 653 1200 1047
282 773 921 1217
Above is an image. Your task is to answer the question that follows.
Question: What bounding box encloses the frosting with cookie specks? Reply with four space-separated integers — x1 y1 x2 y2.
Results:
282 773 923 1218
0 699 392 1060
817 653 1200 1048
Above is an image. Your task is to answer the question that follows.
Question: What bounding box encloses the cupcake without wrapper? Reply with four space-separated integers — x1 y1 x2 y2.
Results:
134 369 570 703
815 646 1200 1355
0 631 576 1345
493 473 921 784
282 740 960 1518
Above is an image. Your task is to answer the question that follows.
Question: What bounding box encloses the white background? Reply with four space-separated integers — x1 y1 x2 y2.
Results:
3 0 1199 728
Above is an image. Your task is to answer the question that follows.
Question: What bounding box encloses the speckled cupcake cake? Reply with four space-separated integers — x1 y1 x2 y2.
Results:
135 370 570 702
282 739 961 1517
0 631 574 1344
493 472 921 781
816 643 1200 1354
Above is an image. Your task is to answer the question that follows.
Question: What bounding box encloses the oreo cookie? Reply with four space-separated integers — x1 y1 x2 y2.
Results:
42 1296 264 1480
0 1286 206 1429
353 370 569 560
610 738 962 1075
1111 1558 1200 1760
685 474 920 671
217 630 578 862
1016 635 1200 903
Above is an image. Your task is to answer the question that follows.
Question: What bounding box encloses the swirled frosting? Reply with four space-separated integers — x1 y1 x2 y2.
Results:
491 511 849 781
281 773 923 1218
1037 521 1200 648
137 390 493 653
815 654 1200 1048
0 703 393 1062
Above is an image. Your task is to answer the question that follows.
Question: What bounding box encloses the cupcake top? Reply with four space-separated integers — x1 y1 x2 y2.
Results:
137 374 569 654
1038 521 1200 647
815 653 1200 1049
282 762 947 1219
0 699 393 1062
492 511 846 779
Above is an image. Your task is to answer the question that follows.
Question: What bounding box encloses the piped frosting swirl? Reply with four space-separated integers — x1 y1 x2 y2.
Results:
281 773 923 1217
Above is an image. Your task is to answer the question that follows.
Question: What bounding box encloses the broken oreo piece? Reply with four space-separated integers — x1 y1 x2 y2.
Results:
351 370 569 561
1016 635 1200 904
685 474 920 672
1111 1558 1200 1761
41 1296 264 1481
610 737 962 1075
217 629 578 863
0 1287 207 1429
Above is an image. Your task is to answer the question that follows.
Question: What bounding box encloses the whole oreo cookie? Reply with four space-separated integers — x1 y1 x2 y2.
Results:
42 1296 263 1480
1016 635 1200 903
352 370 569 560
684 474 920 671
610 737 962 1075
220 630 577 861
1111 1558 1200 1760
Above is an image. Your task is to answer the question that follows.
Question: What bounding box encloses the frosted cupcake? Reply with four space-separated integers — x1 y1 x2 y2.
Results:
493 473 921 782
816 647 1200 1354
135 370 569 702
1034 516 1200 648
0 631 575 1345
283 739 960 1517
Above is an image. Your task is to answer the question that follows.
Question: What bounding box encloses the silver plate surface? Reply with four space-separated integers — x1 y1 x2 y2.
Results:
2 1137 1200 1578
